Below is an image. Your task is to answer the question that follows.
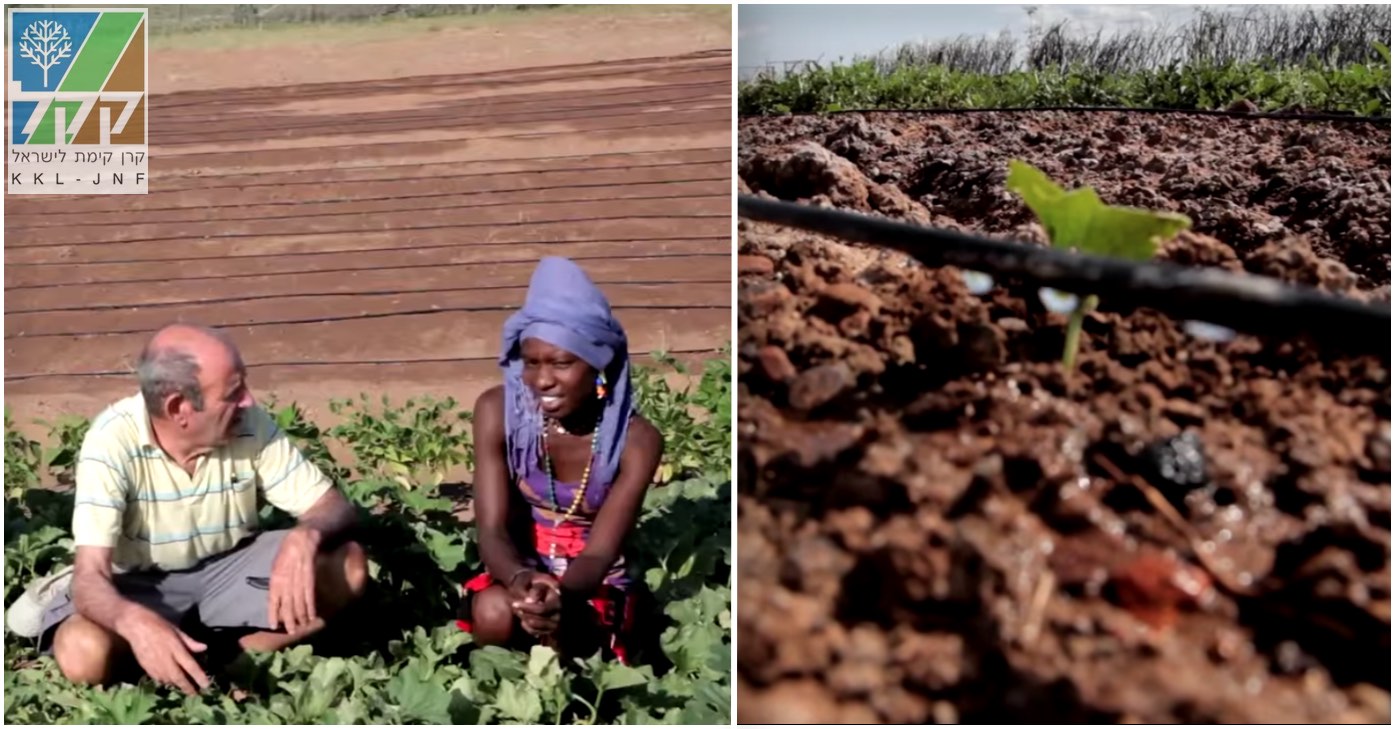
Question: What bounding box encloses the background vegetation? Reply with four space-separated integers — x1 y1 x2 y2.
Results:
739 5 1392 115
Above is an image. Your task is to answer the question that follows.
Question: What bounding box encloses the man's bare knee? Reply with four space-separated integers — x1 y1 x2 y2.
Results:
53 616 122 686
339 541 368 600
315 540 368 613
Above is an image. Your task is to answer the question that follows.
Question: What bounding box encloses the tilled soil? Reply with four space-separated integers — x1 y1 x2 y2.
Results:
4 37 731 431
736 111 1391 724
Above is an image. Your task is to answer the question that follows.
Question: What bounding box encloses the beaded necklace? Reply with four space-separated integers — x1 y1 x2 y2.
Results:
540 410 601 565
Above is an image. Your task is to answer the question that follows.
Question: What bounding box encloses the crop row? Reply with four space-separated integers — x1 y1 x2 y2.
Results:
4 354 731 725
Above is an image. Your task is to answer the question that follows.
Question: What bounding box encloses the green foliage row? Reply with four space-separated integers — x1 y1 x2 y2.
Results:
3 354 731 725
738 50 1392 117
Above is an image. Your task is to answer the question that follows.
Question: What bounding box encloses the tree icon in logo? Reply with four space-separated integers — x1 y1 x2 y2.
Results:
18 20 73 88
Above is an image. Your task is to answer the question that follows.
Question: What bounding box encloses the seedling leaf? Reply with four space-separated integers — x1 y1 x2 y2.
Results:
1007 160 1190 261
1006 160 1191 369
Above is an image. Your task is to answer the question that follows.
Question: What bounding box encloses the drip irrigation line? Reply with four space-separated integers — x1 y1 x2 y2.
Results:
157 100 730 147
146 112 729 159
162 78 729 128
5 235 728 268
156 90 729 146
5 303 728 341
740 105 1391 124
7 278 732 315
3 149 731 203
6 251 728 291
159 63 727 118
155 51 728 111
5 212 729 251
3 347 722 383
738 195 1390 357
115 117 730 175
167 68 729 115
5 185 730 231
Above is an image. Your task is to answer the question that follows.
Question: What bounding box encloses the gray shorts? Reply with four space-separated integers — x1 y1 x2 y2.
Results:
39 529 289 651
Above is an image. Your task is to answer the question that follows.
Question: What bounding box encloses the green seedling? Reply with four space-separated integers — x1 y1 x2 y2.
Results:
1005 160 1191 370
35 416 91 487
327 395 473 492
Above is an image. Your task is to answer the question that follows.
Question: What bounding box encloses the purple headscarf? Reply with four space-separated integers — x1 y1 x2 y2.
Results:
499 257 633 487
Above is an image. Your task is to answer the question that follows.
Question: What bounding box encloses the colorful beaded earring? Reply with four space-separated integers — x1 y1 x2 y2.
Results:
595 371 607 399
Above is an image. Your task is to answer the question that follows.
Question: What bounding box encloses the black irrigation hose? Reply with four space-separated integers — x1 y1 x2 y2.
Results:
3 347 723 382
6 250 728 292
738 195 1391 357
738 105 1392 124
6 235 728 268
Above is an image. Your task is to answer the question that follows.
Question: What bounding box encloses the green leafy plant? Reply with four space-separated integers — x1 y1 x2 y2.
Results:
35 415 91 487
1006 160 1191 369
4 409 41 499
633 349 730 485
739 8 1392 118
328 395 472 492
265 399 350 485
4 355 731 724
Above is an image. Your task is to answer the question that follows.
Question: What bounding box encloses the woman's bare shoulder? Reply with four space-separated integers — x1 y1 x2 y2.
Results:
626 413 662 453
475 384 505 412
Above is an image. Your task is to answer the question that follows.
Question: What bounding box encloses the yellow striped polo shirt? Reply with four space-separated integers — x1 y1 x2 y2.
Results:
72 393 332 573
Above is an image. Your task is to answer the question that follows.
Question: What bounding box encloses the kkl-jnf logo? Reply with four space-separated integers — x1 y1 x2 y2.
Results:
7 8 147 194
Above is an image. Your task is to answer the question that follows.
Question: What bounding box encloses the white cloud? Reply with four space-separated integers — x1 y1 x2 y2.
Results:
739 23 772 40
1031 4 1176 32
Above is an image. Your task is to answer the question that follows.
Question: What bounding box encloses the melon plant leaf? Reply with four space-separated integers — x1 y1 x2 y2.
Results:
5 355 731 725
1005 160 1191 369
596 663 652 692
495 679 544 724
387 670 452 724
448 687 482 724
83 687 157 725
1006 159 1190 261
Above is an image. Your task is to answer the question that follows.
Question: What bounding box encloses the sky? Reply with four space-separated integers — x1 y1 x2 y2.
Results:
738 4 1277 77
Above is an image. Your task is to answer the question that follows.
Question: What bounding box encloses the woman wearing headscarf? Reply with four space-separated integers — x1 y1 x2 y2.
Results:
457 257 662 664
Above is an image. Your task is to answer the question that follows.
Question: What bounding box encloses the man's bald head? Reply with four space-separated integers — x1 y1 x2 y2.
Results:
136 324 243 418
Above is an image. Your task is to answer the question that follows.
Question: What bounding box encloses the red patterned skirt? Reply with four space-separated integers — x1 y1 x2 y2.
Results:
455 520 639 664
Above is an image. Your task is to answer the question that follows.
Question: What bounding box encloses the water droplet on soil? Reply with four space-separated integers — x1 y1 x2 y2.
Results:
1183 320 1238 342
1038 287 1079 313
961 270 995 295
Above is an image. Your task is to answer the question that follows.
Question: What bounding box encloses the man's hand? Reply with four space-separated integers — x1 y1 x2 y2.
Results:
511 572 561 637
268 527 321 635
116 608 210 695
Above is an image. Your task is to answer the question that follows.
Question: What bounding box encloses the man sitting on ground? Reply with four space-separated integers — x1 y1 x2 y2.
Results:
9 323 367 694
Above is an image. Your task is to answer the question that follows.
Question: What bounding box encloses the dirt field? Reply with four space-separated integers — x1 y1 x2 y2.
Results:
736 111 1390 723
4 7 732 433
